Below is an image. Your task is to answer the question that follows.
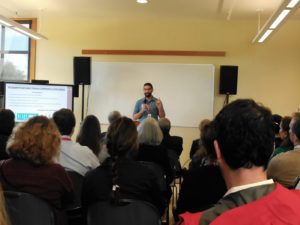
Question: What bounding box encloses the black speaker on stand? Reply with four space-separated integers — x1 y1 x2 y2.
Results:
73 57 91 121
219 65 238 105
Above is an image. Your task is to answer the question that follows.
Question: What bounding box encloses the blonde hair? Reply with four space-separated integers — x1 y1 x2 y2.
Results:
0 186 9 225
7 116 61 165
138 117 163 146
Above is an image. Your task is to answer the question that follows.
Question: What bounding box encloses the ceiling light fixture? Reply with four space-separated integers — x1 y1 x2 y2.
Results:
136 0 149 4
252 0 300 43
0 14 47 40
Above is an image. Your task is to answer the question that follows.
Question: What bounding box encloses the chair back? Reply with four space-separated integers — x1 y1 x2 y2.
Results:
87 199 161 225
4 191 55 225
66 170 84 208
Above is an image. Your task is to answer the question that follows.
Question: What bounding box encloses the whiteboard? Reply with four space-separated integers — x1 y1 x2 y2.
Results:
88 62 214 127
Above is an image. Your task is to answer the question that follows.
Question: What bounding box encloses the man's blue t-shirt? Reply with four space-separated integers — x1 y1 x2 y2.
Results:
133 97 159 121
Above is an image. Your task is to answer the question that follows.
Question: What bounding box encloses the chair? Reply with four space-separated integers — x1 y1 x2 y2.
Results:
65 170 84 225
87 199 161 225
4 191 55 225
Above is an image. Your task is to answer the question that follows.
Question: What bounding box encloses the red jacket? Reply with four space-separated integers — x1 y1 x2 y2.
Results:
180 184 300 225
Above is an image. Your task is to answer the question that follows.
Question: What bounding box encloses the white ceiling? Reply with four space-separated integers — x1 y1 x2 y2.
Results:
0 0 299 21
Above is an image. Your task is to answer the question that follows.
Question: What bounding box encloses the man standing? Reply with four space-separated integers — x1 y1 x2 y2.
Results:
179 99 300 225
133 83 165 121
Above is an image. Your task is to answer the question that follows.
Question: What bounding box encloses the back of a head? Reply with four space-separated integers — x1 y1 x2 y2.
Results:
76 115 101 155
106 117 138 159
292 119 300 141
52 108 76 135
158 118 171 134
0 109 15 136
7 116 60 165
213 99 274 170
138 117 163 146
272 114 282 135
108 111 121 124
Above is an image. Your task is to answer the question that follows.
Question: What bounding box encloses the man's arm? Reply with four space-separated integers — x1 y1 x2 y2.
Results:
156 98 165 118
133 101 146 120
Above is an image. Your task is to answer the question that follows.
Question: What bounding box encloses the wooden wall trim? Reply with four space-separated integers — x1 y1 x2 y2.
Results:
82 49 226 57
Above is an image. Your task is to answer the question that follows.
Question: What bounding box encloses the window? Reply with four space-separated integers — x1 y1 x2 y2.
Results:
0 19 36 81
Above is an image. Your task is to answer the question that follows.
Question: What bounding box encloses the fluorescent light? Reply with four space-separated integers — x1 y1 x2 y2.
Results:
258 30 273 43
0 14 47 40
252 0 300 43
287 0 300 8
14 27 41 40
269 9 290 29
136 0 148 4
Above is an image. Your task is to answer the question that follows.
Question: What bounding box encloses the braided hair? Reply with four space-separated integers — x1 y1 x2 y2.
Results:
106 117 138 204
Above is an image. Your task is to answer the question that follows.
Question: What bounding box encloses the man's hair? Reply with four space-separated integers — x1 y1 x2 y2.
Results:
292 119 300 140
213 99 274 170
0 109 15 136
272 114 282 134
52 108 76 135
158 118 171 134
138 117 163 146
108 111 121 124
143 82 153 89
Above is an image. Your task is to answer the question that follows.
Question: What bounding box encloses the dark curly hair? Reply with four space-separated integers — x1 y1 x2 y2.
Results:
213 99 274 170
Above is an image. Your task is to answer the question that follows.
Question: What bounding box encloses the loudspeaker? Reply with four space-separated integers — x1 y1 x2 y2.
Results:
219 65 238 95
73 57 91 85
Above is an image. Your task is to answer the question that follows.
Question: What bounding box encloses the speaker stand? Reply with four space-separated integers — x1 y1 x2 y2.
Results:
224 93 230 106
81 84 85 121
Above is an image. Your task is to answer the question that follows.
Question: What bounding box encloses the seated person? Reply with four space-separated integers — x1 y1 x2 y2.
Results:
53 109 100 176
158 118 183 156
268 112 300 188
0 109 15 160
271 116 293 158
0 116 74 225
189 119 210 159
82 117 166 215
179 99 300 225
273 114 283 148
174 122 226 221
137 117 174 185
76 114 102 157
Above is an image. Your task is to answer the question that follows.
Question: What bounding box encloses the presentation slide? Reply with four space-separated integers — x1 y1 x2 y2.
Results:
5 83 73 122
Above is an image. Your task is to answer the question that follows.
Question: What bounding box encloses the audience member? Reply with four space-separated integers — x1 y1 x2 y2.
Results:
273 114 283 148
76 115 101 156
0 185 9 225
53 109 99 176
159 118 183 156
0 116 74 225
98 110 122 163
137 117 174 185
174 121 226 221
0 109 15 160
82 117 166 215
189 119 210 159
179 99 300 225
271 116 293 158
268 112 300 188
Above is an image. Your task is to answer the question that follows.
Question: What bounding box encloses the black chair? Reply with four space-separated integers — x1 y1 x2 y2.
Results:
87 199 161 225
65 170 84 225
4 191 55 225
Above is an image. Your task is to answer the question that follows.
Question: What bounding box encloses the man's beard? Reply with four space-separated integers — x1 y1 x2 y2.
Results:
144 93 151 98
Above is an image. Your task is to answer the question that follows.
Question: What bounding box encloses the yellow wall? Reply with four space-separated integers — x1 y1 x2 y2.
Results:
35 16 300 166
